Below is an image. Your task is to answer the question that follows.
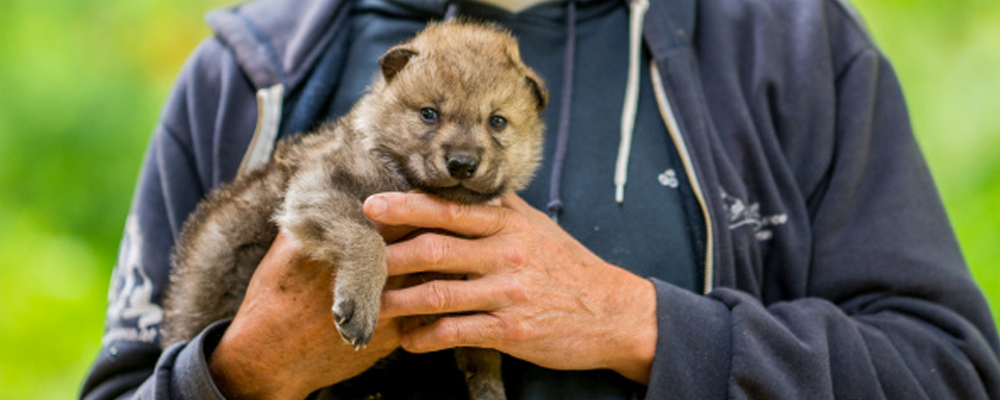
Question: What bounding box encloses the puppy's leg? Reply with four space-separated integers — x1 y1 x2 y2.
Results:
456 348 506 400
276 164 386 348
328 225 386 348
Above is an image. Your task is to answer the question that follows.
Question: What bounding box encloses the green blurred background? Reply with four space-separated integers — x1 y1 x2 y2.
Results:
0 0 996 398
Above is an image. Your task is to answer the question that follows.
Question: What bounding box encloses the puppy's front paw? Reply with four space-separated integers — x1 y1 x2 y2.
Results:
333 296 378 350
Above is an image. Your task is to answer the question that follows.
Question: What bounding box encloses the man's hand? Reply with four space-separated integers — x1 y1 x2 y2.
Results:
208 231 401 400
365 192 658 384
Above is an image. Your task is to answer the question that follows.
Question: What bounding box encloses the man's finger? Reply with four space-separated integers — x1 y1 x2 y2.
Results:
500 192 550 223
400 313 506 353
374 222 420 244
364 192 510 238
380 278 506 319
385 232 499 277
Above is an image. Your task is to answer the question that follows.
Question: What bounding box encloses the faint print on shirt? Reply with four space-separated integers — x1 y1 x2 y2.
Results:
658 169 679 188
720 189 787 241
102 215 163 346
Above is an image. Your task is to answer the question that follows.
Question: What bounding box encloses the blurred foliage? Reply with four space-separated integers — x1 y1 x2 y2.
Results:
0 1 229 398
0 0 996 398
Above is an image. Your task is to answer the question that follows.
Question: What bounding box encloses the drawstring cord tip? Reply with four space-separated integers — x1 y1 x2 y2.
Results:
614 0 647 208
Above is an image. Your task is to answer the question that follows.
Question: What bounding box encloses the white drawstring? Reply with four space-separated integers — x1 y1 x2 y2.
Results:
238 84 285 175
615 0 648 203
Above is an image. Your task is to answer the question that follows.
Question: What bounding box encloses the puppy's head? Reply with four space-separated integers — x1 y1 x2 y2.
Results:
355 21 548 204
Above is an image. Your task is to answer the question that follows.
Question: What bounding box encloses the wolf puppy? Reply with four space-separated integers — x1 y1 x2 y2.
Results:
160 21 547 400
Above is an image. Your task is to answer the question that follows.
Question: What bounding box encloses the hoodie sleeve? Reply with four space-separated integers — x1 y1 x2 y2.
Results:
643 4 1000 400
80 36 258 400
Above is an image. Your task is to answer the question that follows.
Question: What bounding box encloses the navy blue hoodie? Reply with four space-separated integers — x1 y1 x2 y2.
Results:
82 0 1000 399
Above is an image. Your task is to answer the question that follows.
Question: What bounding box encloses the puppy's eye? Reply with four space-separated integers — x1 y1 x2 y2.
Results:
489 115 507 130
419 108 439 123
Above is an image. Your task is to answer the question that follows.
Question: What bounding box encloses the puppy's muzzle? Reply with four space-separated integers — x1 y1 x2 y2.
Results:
446 154 479 180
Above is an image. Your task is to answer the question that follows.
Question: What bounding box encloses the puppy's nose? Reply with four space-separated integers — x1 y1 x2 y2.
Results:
446 155 479 180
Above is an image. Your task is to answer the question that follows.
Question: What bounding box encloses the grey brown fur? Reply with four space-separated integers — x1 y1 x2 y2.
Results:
160 21 547 400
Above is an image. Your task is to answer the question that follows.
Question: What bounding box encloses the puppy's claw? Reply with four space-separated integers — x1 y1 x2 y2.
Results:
333 302 376 348
332 300 354 325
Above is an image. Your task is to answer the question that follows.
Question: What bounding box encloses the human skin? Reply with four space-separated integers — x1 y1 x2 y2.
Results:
369 192 657 385
208 192 658 398
207 231 405 400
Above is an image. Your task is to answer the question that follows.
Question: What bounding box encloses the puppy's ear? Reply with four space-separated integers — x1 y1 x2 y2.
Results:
524 70 548 113
379 46 418 83
501 37 548 113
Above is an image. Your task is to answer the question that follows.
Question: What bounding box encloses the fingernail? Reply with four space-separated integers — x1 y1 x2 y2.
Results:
365 195 388 218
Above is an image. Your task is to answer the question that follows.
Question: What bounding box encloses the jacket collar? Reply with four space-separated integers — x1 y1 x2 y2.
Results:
205 0 352 90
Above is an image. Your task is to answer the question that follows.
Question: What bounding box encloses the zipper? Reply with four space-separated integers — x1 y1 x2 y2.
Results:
650 62 715 295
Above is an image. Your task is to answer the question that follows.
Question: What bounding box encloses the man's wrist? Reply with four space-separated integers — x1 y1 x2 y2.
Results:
606 271 657 385
207 323 308 400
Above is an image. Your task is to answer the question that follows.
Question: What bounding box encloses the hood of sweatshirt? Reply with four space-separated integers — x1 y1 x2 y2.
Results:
204 0 693 91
